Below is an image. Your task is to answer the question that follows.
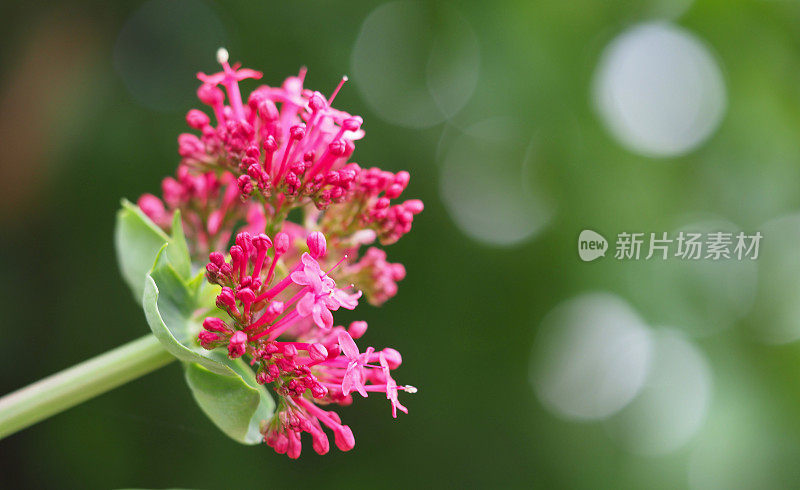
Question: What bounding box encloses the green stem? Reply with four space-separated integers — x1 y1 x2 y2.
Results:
0 334 175 440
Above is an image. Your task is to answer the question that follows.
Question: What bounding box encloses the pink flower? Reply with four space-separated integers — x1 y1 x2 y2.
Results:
196 229 414 456
186 55 364 210
200 232 362 354
380 352 409 418
291 253 336 293
291 253 362 330
136 52 422 459
295 292 335 330
338 331 374 398
197 48 262 122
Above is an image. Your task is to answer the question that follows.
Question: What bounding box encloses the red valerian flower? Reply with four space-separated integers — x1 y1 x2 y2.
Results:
138 50 422 458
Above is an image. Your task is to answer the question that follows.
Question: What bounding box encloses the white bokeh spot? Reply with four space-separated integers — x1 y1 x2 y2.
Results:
351 1 479 128
605 329 712 456
530 293 653 421
593 22 726 157
439 118 552 246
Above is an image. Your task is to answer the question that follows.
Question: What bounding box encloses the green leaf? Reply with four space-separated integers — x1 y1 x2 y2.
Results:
143 244 234 375
115 199 171 299
185 358 275 444
114 200 192 299
168 210 192 279
142 244 275 444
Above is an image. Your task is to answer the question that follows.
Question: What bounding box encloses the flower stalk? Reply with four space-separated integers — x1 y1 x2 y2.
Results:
0 334 174 440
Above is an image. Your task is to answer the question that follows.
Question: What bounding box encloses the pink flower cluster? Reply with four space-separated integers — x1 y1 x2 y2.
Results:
142 49 421 248
201 231 415 457
137 50 421 458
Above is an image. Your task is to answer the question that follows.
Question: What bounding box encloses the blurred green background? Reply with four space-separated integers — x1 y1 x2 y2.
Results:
4 0 800 488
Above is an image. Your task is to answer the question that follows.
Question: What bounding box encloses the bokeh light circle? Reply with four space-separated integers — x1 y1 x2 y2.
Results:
439 118 552 246
114 0 229 112
531 293 653 421
351 1 479 128
593 22 726 157
605 329 712 456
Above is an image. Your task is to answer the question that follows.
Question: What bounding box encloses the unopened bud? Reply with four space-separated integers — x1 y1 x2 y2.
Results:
347 321 368 339
228 331 248 358
308 343 328 361
274 232 290 255
306 231 327 258
203 317 229 333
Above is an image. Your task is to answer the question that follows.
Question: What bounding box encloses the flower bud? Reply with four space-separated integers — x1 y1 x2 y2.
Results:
178 133 204 157
253 233 272 251
329 139 347 156
306 231 327 258
404 199 424 214
228 331 248 358
235 232 252 250
274 232 290 255
334 425 355 451
282 344 298 358
229 245 245 265
272 432 289 454
342 116 363 132
308 343 328 361
287 430 302 459
381 348 402 369
394 170 410 188
208 252 226 268
262 134 278 153
186 109 210 129
197 83 224 106
268 301 285 316
237 175 253 196
256 369 272 385
308 91 327 112
385 183 404 199
236 288 256 307
347 321 368 339
198 331 220 348
290 125 306 140
216 287 237 312
311 383 328 399
203 317 229 333
311 428 330 455
137 194 167 224
258 100 280 121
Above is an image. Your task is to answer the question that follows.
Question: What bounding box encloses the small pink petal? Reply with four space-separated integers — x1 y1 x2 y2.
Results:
296 292 315 317
290 270 311 286
337 331 360 360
